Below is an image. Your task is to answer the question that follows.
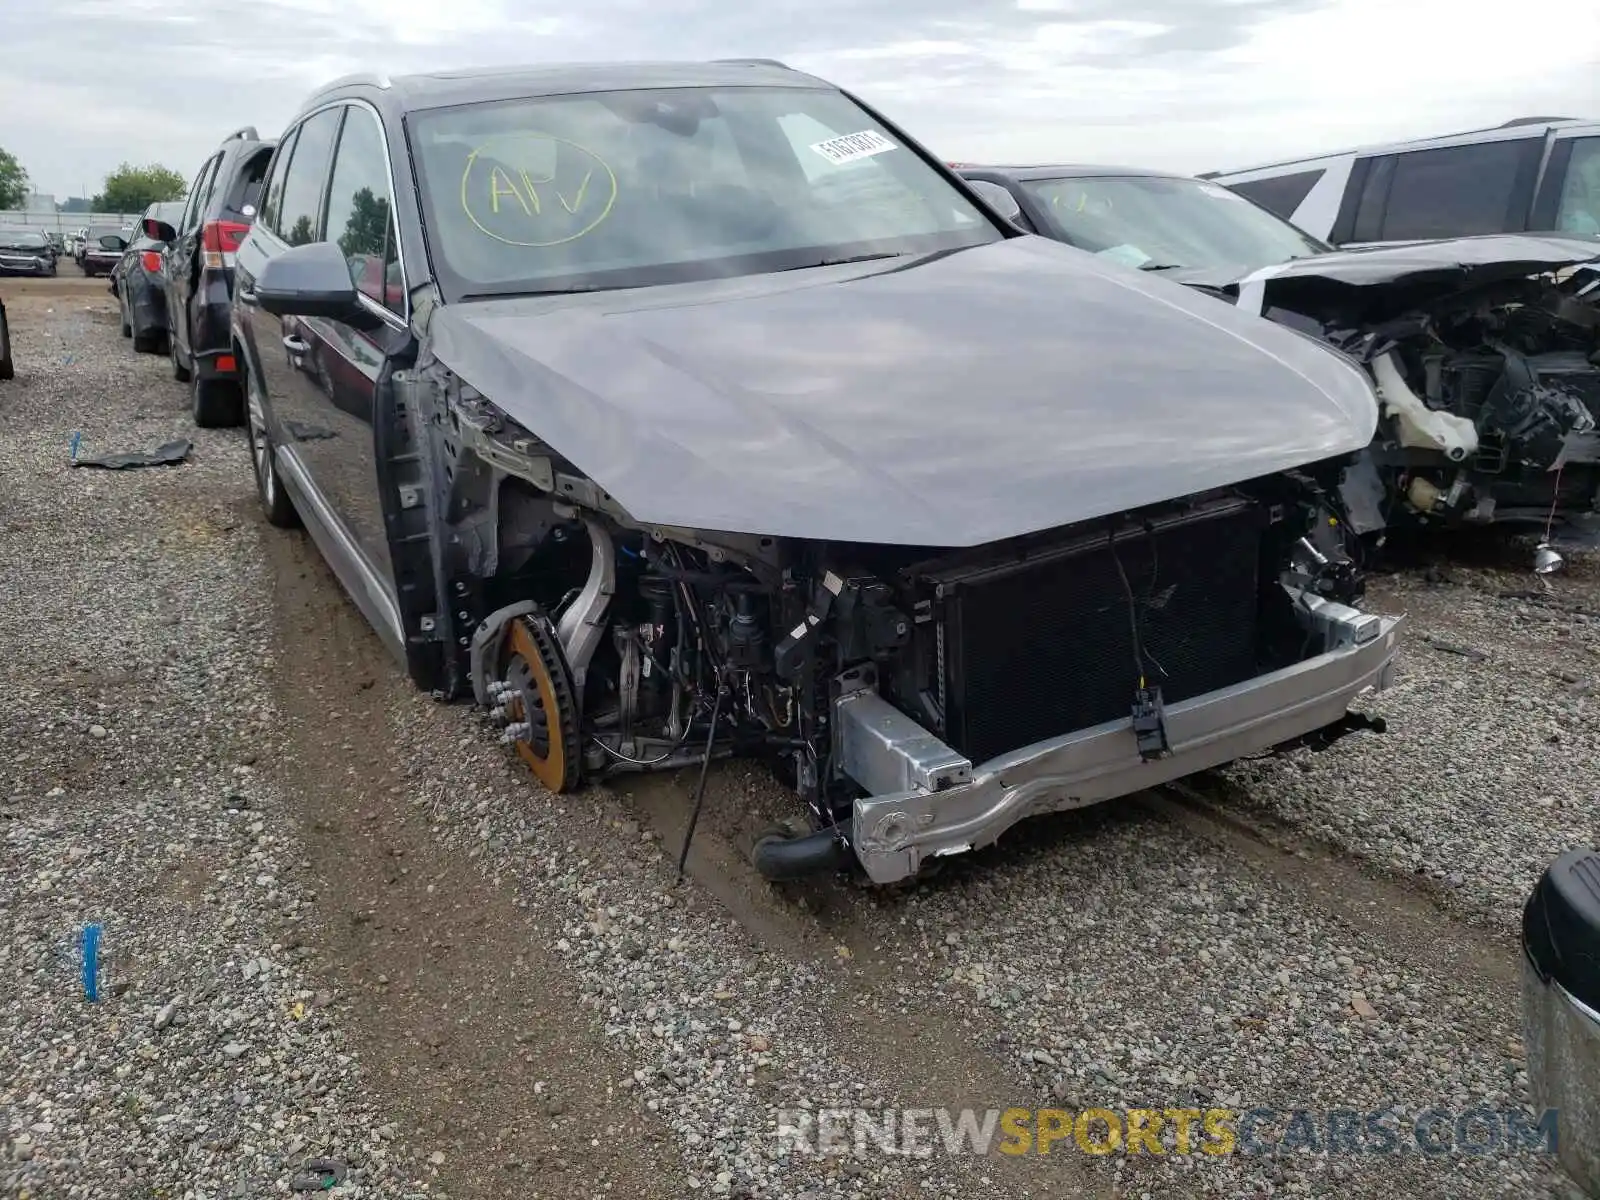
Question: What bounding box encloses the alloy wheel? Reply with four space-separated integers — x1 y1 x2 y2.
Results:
246 372 275 505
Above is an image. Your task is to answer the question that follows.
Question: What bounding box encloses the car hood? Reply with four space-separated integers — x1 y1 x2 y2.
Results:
426 236 1380 547
1231 233 1600 319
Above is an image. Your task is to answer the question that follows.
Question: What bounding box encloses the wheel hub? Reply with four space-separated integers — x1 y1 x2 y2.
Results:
496 613 581 792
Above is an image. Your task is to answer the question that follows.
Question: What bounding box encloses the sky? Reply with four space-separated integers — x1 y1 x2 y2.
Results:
3 0 1597 201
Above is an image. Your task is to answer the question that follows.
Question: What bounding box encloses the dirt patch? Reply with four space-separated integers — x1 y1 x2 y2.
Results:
1 271 117 307
262 528 684 1198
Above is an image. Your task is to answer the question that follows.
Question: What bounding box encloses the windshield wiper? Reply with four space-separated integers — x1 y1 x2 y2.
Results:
1137 262 1187 272
774 252 907 273
456 285 614 300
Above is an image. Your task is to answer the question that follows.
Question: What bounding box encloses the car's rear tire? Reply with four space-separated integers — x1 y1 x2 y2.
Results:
0 306 13 381
192 372 244 428
246 369 298 528
119 295 131 338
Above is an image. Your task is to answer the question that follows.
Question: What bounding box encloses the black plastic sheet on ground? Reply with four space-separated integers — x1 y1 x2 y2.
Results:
71 438 192 470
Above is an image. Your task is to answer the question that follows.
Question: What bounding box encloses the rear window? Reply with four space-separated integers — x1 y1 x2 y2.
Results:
1225 169 1324 220
220 145 276 220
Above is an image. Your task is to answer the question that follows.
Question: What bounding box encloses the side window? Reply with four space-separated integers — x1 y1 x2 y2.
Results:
322 107 403 313
193 153 225 225
258 126 299 234
1554 137 1600 236
182 157 218 232
273 107 344 246
1378 140 1539 240
1228 169 1324 220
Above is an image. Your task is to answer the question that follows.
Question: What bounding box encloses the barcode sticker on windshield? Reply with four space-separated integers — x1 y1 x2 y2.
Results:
810 130 897 166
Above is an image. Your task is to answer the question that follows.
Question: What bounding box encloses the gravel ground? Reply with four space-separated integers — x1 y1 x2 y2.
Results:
0 287 438 1196
1 278 1592 1200
1221 557 1600 941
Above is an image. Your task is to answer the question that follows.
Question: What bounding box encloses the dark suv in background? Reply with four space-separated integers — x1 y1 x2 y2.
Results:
78 225 126 277
146 125 277 426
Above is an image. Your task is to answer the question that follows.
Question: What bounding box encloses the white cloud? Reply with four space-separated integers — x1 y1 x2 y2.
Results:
0 0 1595 199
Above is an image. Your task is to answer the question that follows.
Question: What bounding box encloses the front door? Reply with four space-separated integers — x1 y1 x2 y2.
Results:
291 102 409 584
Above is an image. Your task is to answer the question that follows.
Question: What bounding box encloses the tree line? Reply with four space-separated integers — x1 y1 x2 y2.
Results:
0 144 187 213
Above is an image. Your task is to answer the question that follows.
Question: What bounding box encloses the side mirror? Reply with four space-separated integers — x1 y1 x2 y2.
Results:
143 218 177 243
254 240 383 330
966 179 1025 225
100 234 127 251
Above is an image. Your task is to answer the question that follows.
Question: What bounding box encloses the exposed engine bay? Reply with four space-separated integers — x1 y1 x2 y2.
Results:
392 363 1392 883
1239 243 1600 537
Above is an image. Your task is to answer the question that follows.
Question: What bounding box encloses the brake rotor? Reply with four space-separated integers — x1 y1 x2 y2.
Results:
499 613 582 793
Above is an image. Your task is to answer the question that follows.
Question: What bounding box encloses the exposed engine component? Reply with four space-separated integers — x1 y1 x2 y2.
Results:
400 348 1395 889
1326 273 1600 530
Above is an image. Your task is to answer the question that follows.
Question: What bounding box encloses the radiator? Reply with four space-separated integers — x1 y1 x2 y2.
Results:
921 498 1265 764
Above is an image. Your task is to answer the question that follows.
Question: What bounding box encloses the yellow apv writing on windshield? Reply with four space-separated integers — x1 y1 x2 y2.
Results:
459 133 618 247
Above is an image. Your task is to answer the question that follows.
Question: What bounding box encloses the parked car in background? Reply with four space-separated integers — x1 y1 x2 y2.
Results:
960 163 1600 548
0 230 58 276
113 200 186 354
31 230 59 270
0 292 12 380
233 61 1399 887
1204 117 1600 247
79 225 126 277
147 125 276 426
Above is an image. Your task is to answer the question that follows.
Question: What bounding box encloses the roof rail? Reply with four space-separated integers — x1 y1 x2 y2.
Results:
1499 115 1575 127
307 72 393 99
712 57 789 68
226 126 260 142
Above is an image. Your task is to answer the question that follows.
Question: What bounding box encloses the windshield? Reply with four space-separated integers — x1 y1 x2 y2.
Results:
408 85 1001 298
0 231 46 247
1022 175 1328 274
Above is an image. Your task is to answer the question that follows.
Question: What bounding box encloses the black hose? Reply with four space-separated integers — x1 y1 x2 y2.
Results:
674 678 727 883
750 820 857 881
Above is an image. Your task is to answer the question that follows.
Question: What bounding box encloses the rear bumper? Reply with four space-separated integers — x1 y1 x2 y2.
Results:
129 281 166 335
843 591 1402 884
1522 952 1600 1193
191 270 236 373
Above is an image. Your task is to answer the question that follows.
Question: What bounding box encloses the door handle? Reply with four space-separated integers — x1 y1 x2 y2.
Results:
237 286 257 305
282 334 309 354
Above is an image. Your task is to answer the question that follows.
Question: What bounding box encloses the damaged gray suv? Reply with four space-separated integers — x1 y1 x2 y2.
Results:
231 60 1402 885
